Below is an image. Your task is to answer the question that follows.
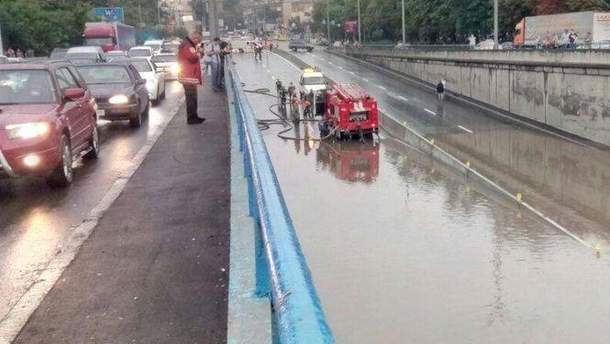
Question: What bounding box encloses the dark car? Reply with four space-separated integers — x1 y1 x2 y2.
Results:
289 38 314 52
76 62 149 128
0 61 99 187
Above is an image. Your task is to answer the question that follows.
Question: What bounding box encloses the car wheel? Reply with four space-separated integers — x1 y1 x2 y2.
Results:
129 102 143 128
84 124 100 160
47 135 73 187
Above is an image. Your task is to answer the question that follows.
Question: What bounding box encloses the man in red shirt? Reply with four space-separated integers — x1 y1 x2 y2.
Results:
178 32 205 124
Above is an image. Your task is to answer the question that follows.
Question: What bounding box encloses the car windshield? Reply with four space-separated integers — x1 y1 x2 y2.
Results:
129 49 151 57
303 76 325 85
152 55 177 63
131 60 152 72
66 52 98 60
0 70 57 105
50 49 67 59
77 65 131 84
145 44 161 51
85 38 113 46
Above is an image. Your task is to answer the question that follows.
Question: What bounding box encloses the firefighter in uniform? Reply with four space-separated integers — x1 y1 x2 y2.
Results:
178 32 205 124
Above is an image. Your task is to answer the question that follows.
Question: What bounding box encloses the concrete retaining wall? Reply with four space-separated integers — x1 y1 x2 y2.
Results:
344 48 610 146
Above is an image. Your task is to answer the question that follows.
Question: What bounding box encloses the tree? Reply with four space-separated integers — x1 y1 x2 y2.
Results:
565 0 610 11
535 0 567 14
0 0 89 54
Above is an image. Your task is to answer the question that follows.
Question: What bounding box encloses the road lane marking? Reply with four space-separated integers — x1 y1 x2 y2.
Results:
362 78 369 82
424 108 437 116
458 125 474 134
377 85 387 91
398 96 409 102
271 52 302 72
0 92 186 344
377 108 594 250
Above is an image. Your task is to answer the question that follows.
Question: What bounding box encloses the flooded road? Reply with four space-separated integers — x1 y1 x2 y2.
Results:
234 51 610 343
0 81 184 321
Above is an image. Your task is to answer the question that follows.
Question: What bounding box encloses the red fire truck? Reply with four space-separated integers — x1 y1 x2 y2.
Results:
320 83 379 139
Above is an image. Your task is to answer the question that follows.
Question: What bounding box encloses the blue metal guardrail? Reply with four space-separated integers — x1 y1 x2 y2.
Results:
226 62 335 344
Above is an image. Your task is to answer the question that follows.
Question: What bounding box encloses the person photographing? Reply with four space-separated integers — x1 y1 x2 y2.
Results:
178 31 205 124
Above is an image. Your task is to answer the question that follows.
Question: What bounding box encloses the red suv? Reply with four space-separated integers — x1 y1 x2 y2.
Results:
0 61 99 187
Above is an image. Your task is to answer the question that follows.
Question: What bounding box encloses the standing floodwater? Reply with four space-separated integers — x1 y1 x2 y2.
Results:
235 52 610 343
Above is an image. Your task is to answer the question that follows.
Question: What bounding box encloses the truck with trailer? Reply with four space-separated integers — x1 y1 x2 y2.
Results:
83 22 136 52
513 11 610 48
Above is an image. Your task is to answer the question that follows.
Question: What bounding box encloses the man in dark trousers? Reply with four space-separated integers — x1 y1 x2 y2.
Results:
178 32 205 124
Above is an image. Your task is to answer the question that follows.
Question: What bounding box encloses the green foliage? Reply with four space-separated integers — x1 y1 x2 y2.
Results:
0 0 172 55
0 0 89 54
312 0 610 43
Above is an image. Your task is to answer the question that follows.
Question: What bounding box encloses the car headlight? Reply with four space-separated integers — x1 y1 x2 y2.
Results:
5 122 51 140
171 64 181 74
109 94 129 105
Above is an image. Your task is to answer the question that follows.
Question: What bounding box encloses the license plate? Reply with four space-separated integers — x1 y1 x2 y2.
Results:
96 109 105 119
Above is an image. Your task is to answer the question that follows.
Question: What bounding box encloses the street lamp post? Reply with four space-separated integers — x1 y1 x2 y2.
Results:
357 0 362 43
401 0 405 44
493 0 499 49
0 24 4 55
326 0 331 42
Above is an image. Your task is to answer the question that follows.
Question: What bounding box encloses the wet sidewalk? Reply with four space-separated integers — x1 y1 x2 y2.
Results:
13 84 230 343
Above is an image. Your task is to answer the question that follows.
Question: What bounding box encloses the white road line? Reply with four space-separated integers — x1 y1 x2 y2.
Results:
349 71 356 75
378 108 593 251
0 95 185 344
377 85 387 91
458 125 474 134
362 78 369 82
424 108 437 116
271 53 302 72
398 96 409 102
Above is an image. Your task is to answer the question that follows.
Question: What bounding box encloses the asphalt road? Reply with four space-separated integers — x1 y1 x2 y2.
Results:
13 81 229 344
288 48 610 240
233 49 610 343
0 81 185 324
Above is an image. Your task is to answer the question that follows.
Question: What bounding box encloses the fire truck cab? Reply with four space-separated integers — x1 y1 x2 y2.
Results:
321 83 379 139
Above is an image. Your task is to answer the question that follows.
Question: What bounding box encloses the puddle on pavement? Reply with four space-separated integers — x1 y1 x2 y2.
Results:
236 57 610 344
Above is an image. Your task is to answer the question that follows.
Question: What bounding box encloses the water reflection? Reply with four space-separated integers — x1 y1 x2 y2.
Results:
317 141 379 184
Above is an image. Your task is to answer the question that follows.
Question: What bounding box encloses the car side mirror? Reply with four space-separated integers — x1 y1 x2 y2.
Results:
63 88 86 101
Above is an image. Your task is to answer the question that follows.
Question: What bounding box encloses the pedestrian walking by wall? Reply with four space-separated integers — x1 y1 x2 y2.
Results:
436 79 445 102
178 31 205 124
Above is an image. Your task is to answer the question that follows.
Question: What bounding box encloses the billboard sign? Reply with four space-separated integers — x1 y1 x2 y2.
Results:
92 7 125 23
344 21 357 34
